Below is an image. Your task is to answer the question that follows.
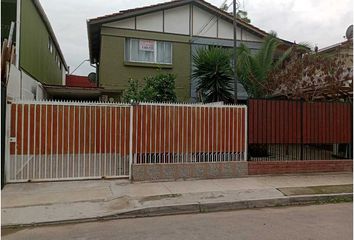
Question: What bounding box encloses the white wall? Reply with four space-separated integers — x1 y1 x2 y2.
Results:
7 64 21 100
7 64 46 100
242 30 262 42
218 18 242 40
102 4 263 42
21 71 40 100
136 11 163 32
164 5 189 35
104 17 135 29
192 6 217 38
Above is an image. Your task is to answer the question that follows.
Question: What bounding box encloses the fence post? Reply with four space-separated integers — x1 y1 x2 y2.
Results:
1 85 6 188
300 100 304 160
4 102 11 184
129 104 133 181
244 105 248 161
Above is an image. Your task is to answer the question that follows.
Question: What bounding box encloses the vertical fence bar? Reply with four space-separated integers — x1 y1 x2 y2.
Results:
300 99 304 160
103 106 107 176
13 104 18 181
5 104 12 182
119 107 122 175
78 106 81 178
20 104 24 180
114 107 117 176
124 107 127 175
129 105 133 179
109 107 112 176
244 106 248 161
72 105 76 178
94 106 97 176
43 104 48 179
27 104 30 180
159 105 162 163
56 105 59 178
83 107 86 177
140 105 143 164
66 105 70 178
32 105 36 179
61 105 64 178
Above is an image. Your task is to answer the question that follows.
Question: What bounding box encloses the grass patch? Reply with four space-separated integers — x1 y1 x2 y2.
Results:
278 184 353 196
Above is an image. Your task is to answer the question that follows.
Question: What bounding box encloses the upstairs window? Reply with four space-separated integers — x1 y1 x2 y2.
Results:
125 38 172 64
48 37 53 54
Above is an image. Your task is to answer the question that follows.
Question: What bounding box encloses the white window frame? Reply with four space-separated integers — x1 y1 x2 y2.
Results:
126 38 172 65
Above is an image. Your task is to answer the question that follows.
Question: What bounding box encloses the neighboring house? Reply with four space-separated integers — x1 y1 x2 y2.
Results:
317 27 353 99
44 74 102 100
2 0 68 100
318 39 353 69
87 0 293 102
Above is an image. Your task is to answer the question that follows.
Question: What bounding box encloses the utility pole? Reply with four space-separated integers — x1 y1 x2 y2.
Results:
233 0 238 104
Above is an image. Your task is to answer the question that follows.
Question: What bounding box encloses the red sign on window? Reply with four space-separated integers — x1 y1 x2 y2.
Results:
139 40 155 51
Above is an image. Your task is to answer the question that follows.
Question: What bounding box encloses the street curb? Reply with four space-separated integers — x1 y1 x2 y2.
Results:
2 193 352 229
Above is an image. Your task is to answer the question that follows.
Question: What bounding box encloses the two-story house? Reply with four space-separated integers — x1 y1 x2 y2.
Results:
87 0 293 102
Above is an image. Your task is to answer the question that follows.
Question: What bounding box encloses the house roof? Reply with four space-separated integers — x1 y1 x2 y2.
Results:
43 83 102 99
66 74 97 88
87 0 293 64
318 39 353 54
32 0 68 70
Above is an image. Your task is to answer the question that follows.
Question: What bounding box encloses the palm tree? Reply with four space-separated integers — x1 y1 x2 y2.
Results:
192 47 234 103
237 34 310 97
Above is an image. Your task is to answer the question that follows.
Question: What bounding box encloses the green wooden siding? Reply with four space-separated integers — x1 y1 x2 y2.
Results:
99 28 191 101
19 0 62 85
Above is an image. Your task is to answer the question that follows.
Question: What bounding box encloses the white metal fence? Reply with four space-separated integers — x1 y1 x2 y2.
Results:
6 100 247 183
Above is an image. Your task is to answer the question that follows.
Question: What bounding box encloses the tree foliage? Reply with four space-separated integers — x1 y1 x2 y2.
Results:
236 10 251 23
192 47 234 103
140 73 177 102
266 52 353 101
236 34 309 98
219 3 251 23
122 72 177 103
123 78 140 102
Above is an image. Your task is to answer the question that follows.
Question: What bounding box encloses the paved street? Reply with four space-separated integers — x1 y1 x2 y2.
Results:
2 203 352 240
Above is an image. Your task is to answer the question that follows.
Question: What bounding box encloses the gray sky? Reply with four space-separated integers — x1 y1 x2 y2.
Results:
41 0 353 76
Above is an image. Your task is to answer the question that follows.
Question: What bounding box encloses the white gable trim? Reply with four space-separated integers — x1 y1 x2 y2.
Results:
101 4 262 42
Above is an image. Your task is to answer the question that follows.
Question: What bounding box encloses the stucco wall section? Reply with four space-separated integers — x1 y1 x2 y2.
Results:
132 162 248 181
164 5 190 35
136 11 163 32
218 18 241 40
192 6 217 37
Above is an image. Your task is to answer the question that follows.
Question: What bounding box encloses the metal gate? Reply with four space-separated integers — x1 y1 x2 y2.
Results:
6 100 131 182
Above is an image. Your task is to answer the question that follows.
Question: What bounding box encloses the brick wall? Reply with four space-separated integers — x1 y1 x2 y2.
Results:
248 160 353 175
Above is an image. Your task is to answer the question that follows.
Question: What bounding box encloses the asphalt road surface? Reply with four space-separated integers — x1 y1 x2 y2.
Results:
2 203 352 240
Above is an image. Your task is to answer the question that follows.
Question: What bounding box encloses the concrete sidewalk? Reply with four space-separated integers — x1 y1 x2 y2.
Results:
1 173 352 228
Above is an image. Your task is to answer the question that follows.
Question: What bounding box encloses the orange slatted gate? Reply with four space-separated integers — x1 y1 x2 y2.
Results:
6 101 131 182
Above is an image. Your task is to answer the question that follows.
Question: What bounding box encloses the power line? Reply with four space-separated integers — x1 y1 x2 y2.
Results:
192 0 233 40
